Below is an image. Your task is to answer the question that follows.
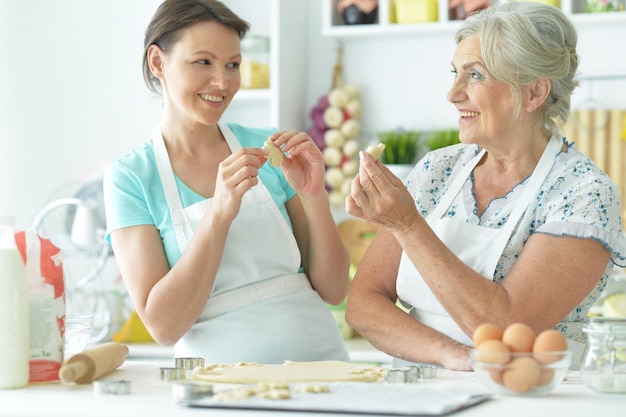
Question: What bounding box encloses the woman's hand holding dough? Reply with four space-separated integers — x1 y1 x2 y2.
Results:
263 139 284 167
366 143 385 161
267 130 326 198
213 147 265 221
346 147 420 234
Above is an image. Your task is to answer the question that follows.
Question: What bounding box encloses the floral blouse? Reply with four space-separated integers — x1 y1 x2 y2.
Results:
404 138 626 343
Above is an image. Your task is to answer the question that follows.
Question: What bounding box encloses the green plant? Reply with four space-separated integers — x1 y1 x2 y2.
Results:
427 129 460 151
377 129 421 164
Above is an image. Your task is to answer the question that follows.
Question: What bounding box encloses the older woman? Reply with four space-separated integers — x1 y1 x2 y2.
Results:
345 0 626 371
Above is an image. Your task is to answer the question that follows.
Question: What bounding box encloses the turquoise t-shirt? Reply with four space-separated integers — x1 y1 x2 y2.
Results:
103 123 297 267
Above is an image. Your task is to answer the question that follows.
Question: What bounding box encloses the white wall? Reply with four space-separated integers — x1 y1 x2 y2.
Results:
305 3 626 142
2 1 626 229
0 0 164 228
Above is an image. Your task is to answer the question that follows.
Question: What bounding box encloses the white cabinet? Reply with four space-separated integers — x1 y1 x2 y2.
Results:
322 0 626 38
221 0 308 130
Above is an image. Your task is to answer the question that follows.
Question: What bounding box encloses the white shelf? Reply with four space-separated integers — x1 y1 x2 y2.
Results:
222 0 308 129
322 20 463 38
322 0 626 39
234 89 272 102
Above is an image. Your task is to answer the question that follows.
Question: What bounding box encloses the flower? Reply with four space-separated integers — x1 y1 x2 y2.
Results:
584 0 622 12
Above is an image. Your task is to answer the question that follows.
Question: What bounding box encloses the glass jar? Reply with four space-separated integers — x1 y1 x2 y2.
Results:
240 36 270 89
581 317 626 393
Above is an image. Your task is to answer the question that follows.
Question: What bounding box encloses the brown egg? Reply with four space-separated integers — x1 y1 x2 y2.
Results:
472 323 504 347
502 323 535 352
474 339 511 364
533 329 568 364
502 357 541 393
536 368 556 386
489 369 505 386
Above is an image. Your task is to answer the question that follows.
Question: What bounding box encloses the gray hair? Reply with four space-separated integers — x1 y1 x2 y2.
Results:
455 1 579 135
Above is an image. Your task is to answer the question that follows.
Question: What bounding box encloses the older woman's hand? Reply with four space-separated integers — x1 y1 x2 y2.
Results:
346 151 420 234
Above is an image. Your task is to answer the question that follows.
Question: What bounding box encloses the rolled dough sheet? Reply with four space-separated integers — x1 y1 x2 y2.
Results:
192 360 385 384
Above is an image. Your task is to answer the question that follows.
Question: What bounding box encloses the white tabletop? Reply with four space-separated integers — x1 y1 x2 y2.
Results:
0 357 623 417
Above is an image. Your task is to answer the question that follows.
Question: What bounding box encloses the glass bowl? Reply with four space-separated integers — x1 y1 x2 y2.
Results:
64 315 94 361
470 349 571 396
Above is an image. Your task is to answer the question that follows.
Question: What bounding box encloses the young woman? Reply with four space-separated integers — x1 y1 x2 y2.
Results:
103 0 350 364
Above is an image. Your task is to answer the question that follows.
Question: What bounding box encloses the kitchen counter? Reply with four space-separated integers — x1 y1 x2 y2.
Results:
1 355 623 417
1 338 623 415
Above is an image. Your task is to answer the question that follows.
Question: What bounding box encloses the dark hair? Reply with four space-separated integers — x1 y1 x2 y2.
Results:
142 0 250 95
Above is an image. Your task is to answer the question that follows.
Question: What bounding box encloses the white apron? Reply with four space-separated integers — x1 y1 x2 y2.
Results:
152 123 349 364
395 135 585 368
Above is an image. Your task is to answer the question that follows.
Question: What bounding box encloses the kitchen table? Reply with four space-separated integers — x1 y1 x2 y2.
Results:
1 359 623 417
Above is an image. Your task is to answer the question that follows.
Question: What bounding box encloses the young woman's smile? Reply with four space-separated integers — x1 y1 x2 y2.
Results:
160 20 242 126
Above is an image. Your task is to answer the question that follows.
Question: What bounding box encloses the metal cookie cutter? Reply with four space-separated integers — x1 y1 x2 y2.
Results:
174 357 205 371
93 379 131 395
385 368 407 383
409 364 437 380
160 367 186 382
172 382 214 402
385 365 438 384
404 366 420 383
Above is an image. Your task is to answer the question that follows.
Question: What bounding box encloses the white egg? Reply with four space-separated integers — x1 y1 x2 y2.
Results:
323 146 343 167
341 159 359 176
340 119 360 139
325 167 345 188
323 106 344 128
329 190 346 207
342 139 360 158
345 99 361 118
342 84 360 100
324 129 345 148
340 178 352 195
328 88 350 108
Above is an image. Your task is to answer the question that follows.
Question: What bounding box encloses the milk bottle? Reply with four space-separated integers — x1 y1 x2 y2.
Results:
0 215 29 389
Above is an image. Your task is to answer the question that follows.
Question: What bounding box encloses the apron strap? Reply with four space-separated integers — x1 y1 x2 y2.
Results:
197 273 311 321
218 123 302 264
501 134 562 237
431 134 562 232
152 124 189 250
431 147 485 219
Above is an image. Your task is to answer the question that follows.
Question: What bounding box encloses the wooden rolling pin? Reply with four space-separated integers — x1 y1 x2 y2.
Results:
59 342 129 384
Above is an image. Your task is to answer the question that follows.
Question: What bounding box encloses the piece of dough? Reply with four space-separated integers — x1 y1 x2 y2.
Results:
213 387 253 402
366 143 385 160
192 360 384 384
263 139 284 167
213 382 293 402
256 388 292 400
294 383 330 393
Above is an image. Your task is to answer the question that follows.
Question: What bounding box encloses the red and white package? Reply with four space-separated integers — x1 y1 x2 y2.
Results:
14 230 66 383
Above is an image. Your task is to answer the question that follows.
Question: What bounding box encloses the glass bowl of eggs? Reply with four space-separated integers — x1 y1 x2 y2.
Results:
470 323 571 396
